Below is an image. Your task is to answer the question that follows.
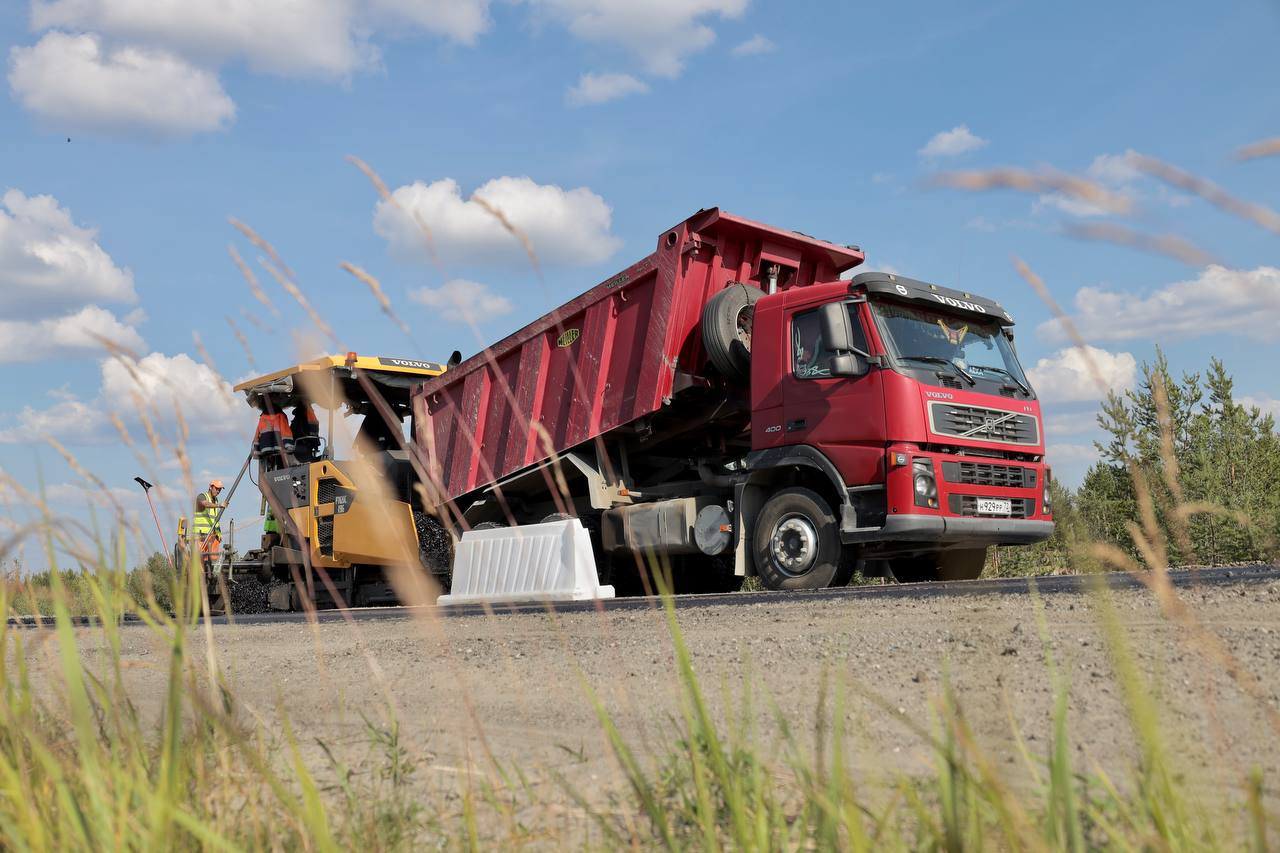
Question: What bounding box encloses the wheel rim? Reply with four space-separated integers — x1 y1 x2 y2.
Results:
769 513 818 576
734 305 753 352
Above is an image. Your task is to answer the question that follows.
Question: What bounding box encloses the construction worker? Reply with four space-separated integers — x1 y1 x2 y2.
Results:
290 399 321 462
192 479 225 567
253 398 294 471
354 407 400 455
262 506 281 551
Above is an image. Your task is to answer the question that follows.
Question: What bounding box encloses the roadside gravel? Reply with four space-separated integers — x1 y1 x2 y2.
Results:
29 577 1280 809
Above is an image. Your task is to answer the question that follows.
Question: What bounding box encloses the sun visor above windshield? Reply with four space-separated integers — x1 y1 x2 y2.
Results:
849 272 1015 326
242 376 294 403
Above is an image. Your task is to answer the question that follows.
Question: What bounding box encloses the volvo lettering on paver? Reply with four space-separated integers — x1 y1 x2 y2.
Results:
379 357 444 370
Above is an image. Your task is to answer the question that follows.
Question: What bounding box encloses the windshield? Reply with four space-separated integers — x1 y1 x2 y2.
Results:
870 300 1031 389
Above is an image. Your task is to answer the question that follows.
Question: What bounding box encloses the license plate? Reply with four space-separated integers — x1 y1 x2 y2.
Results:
976 498 1011 515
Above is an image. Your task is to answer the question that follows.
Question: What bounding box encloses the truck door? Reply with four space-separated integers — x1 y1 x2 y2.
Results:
779 301 887 487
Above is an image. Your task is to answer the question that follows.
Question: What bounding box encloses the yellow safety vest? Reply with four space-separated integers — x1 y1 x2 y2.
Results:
192 492 221 536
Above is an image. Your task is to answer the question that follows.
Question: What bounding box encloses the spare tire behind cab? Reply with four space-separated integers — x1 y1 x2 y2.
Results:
702 283 763 382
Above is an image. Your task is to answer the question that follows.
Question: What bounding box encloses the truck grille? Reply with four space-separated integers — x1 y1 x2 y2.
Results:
948 495 1036 518
941 461 1037 489
316 517 334 556
929 402 1039 446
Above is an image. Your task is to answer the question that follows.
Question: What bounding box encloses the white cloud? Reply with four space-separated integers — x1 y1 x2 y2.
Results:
731 34 775 56
8 31 235 135
1026 346 1137 403
409 279 513 323
1039 266 1280 343
12 2 491 133
0 395 111 444
1240 394 1280 419
366 0 492 45
30 0 359 77
0 305 145 363
1034 193 1111 218
0 189 135 316
1044 409 1101 437
918 125 988 159
0 352 250 444
374 175 622 267
565 71 648 106
0 188 144 373
525 0 748 77
27 0 491 77
1086 150 1142 185
101 352 244 430
1035 149 1191 218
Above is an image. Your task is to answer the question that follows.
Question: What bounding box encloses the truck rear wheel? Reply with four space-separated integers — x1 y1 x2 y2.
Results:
752 487 842 590
702 282 762 382
889 548 988 583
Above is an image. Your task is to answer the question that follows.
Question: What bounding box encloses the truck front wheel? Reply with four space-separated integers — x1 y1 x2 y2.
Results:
752 487 842 590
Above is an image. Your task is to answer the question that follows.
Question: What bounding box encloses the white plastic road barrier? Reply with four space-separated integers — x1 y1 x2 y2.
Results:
438 519 615 605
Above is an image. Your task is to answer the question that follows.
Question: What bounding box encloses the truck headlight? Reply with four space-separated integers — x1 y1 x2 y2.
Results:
913 459 938 508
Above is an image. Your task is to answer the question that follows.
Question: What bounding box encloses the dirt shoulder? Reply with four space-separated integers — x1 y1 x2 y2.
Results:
27 577 1280 810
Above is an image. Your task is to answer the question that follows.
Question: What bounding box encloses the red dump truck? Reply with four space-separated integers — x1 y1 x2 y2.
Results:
413 207 1053 593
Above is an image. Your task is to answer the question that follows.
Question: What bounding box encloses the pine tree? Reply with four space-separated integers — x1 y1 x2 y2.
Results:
1077 353 1278 566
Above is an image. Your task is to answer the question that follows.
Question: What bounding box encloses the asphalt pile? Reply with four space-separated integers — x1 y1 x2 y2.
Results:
223 575 271 614
414 511 453 574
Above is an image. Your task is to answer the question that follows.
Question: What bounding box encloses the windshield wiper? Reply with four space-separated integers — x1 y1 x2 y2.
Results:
970 364 1033 397
899 355 976 386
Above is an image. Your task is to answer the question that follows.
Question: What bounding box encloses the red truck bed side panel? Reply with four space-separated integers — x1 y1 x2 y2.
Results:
415 208 865 505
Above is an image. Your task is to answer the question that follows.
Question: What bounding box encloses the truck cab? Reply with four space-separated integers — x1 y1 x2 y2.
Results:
742 272 1051 586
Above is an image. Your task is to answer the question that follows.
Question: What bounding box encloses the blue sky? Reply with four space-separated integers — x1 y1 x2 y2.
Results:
1 0 1277 566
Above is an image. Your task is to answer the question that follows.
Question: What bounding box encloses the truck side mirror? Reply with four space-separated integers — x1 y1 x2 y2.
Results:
819 302 854 352
829 353 868 377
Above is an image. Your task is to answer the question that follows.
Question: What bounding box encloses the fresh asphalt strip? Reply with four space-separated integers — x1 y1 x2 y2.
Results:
9 565 1274 629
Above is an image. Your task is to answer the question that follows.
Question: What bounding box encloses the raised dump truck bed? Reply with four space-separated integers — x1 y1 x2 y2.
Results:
415 208 865 506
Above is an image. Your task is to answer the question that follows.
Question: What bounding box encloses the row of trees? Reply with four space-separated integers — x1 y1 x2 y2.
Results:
991 353 1280 575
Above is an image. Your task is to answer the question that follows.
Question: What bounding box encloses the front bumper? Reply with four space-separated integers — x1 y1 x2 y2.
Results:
841 513 1054 546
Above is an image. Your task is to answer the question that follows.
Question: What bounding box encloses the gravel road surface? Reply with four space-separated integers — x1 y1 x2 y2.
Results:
25 575 1280 814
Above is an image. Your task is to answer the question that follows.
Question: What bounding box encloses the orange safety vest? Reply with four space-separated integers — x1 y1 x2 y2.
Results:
254 412 294 454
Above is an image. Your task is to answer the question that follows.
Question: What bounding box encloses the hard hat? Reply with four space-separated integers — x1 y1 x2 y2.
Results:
210 479 224 489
